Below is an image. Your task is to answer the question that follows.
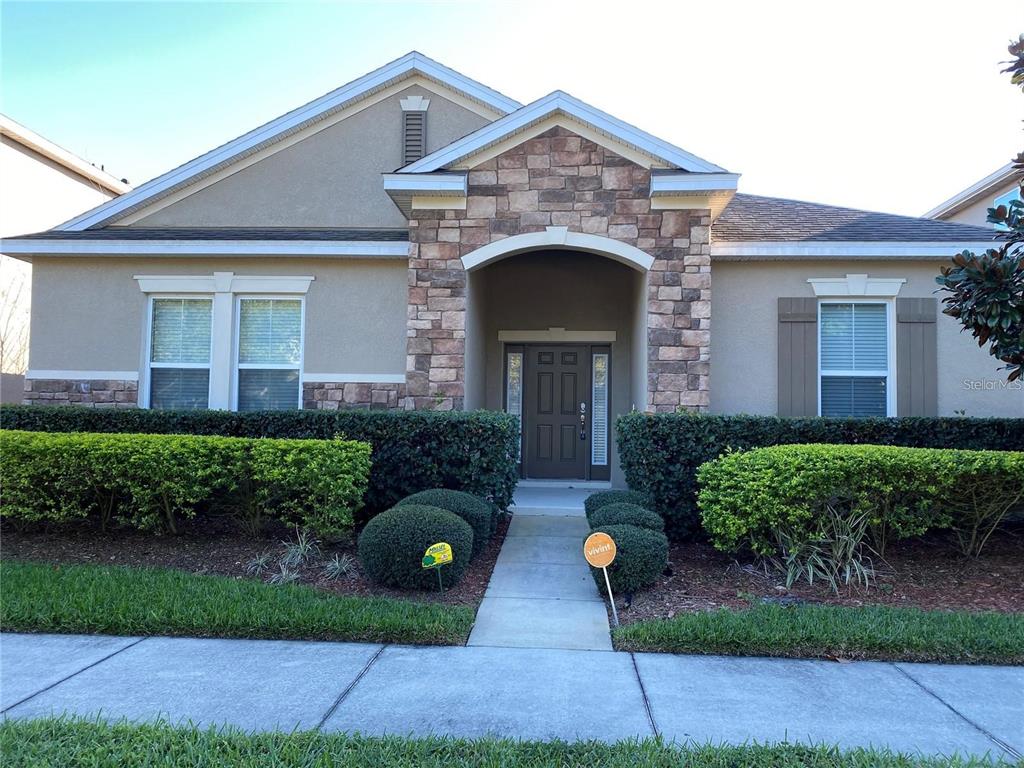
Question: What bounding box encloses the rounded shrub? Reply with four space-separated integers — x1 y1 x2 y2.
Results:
358 505 473 589
589 524 668 595
396 489 491 557
584 490 650 522
588 503 664 532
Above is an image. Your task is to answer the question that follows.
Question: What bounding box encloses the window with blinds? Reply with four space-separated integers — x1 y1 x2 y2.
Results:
819 302 889 417
237 298 302 411
591 353 609 466
149 298 212 409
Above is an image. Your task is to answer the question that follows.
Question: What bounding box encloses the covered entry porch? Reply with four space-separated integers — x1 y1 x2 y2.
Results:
461 231 650 485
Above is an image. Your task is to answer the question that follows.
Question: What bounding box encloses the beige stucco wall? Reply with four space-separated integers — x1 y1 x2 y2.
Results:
468 250 646 485
129 85 490 229
1 135 119 373
29 256 407 376
939 179 1019 227
712 259 1023 418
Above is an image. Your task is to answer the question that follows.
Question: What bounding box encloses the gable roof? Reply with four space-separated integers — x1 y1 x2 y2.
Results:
715 193 996 243
397 90 729 174
1 114 130 196
55 52 521 231
923 163 1023 220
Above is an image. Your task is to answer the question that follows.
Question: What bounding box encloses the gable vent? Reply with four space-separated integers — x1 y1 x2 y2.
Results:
400 95 430 166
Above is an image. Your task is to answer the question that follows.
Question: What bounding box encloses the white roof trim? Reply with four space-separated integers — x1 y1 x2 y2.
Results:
54 52 520 231
808 274 906 297
382 173 467 195
923 163 1022 219
711 240 997 260
0 238 409 260
461 226 653 272
400 91 727 174
0 114 130 195
650 173 740 195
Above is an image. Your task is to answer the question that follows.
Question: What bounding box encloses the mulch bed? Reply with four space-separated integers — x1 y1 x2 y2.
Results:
617 526 1024 625
0 515 511 608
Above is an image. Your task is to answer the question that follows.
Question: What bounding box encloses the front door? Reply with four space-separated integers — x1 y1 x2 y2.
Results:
523 345 588 479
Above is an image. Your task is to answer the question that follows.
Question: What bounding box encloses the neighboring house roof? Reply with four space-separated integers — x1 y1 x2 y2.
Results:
923 163 1023 220
55 52 521 232
715 193 995 242
7 227 408 242
0 114 130 196
398 90 729 174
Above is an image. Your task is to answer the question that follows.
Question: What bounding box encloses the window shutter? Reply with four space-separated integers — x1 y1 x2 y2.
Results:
403 111 426 165
777 297 818 417
896 297 938 416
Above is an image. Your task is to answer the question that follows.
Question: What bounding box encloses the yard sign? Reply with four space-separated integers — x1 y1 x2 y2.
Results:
584 532 619 626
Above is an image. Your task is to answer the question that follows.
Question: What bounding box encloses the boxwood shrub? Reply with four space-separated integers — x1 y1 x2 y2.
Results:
357 505 473 589
396 489 492 557
588 503 665 532
583 490 650 519
697 443 1024 557
617 411 1024 539
589 524 668 595
0 430 370 538
0 405 519 517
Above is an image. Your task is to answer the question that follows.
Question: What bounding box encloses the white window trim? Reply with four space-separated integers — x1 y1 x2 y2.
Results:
817 299 896 418
142 295 215 410
808 274 906 298
137 272 312 411
232 296 306 411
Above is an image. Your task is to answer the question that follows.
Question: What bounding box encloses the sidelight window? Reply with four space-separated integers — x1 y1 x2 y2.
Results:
591 352 609 466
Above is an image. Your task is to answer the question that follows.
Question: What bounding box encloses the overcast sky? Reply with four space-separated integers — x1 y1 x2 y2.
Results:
2 1 1020 216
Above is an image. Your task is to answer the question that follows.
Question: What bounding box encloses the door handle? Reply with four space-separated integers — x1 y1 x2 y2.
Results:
579 402 586 440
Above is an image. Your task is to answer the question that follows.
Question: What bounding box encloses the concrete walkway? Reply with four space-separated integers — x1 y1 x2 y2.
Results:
467 485 611 651
2 632 1021 759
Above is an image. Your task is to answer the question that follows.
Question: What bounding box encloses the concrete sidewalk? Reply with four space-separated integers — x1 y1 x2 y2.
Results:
2 632 1021 760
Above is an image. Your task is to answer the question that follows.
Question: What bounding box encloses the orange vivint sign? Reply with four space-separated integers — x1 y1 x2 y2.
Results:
583 532 616 568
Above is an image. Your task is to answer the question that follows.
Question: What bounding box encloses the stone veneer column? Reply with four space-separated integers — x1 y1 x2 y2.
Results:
404 126 710 413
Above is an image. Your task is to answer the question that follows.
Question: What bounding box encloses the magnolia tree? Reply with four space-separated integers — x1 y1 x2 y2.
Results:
935 35 1024 382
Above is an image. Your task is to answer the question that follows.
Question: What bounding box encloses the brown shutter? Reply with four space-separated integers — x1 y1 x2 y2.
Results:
896 297 938 416
402 111 426 165
778 297 818 417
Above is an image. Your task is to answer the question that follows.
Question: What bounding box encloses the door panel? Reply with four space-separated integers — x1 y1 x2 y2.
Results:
524 345 588 479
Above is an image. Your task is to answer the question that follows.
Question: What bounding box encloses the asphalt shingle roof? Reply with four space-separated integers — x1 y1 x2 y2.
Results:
714 194 995 243
9 227 409 242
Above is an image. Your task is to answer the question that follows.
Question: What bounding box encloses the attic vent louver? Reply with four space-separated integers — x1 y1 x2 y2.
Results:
400 95 430 165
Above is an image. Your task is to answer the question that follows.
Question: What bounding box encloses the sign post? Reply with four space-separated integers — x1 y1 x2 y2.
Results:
421 541 453 594
583 531 619 627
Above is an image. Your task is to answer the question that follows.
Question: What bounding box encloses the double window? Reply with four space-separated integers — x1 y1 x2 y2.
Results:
819 301 892 418
146 292 304 411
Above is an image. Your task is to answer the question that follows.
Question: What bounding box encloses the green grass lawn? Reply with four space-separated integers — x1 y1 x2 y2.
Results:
613 603 1024 664
0 718 1009 768
0 560 474 646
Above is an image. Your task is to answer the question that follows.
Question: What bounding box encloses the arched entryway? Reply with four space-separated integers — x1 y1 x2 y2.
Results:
461 230 650 485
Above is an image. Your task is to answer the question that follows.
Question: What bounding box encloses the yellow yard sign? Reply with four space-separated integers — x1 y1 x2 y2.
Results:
422 542 453 569
583 532 616 568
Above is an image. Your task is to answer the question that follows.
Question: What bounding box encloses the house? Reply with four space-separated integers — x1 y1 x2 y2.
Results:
924 162 1023 226
0 114 129 401
2 52 1018 484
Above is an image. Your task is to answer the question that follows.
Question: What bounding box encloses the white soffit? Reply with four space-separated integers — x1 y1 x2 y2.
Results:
54 52 520 231
399 91 728 174
0 239 409 260
710 241 998 260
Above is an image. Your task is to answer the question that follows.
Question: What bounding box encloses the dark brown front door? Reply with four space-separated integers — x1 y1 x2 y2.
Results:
524 345 588 479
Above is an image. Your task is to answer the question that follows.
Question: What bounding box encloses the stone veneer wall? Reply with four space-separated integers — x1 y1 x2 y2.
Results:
406 126 710 412
22 378 138 407
302 382 404 410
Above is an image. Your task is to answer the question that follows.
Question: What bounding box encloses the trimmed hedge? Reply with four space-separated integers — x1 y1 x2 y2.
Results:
396 489 492 557
0 430 370 538
617 411 1024 539
588 503 665 532
697 443 1024 557
358 505 473 589
590 524 668 595
0 405 519 516
583 490 650 519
